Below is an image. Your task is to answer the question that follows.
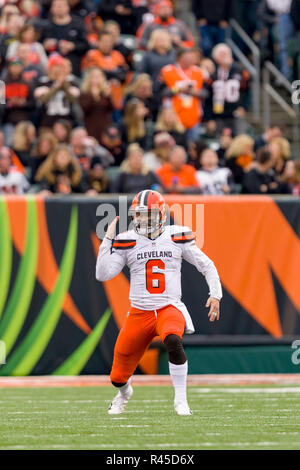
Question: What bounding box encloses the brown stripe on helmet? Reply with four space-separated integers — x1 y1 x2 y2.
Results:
143 190 151 207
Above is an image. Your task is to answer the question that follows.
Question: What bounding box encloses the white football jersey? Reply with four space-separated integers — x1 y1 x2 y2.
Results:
0 169 29 195
96 225 222 334
196 168 231 195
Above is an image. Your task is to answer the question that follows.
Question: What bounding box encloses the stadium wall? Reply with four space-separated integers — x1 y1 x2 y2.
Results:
0 195 299 376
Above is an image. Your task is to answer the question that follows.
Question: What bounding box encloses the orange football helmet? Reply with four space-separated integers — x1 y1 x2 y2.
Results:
129 190 167 236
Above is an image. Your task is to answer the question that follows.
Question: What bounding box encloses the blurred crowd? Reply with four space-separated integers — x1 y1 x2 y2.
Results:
0 0 300 197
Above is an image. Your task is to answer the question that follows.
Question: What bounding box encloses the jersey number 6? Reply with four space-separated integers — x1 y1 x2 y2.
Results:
146 259 166 294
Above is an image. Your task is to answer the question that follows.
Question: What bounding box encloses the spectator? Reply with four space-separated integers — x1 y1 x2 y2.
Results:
2 56 34 146
268 136 292 176
82 31 128 83
204 43 250 136
144 132 176 171
12 121 36 167
0 0 295 199
100 125 127 167
53 119 72 144
155 106 187 147
64 56 80 81
121 98 153 150
0 4 20 35
104 20 133 68
254 125 283 151
82 30 128 110
41 0 88 76
113 143 163 193
216 127 233 166
34 54 80 128
225 134 254 184
6 23 48 70
156 145 200 194
70 127 114 171
14 43 44 85
84 12 104 49
160 48 204 142
138 0 194 50
35 144 86 194
85 156 110 194
0 130 25 174
265 0 294 80
30 131 58 183
98 0 136 35
281 160 300 195
187 138 209 170
200 57 216 80
233 0 260 45
258 0 277 64
234 0 260 39
138 29 176 87
242 147 290 194
196 147 232 194
0 147 30 194
192 0 232 57
0 12 24 69
79 68 114 141
124 73 158 121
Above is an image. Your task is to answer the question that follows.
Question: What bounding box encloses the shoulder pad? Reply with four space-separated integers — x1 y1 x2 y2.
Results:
115 229 137 240
112 239 136 250
113 230 137 249
170 225 195 244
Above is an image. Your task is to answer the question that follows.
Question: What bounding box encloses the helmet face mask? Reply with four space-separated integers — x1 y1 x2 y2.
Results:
130 208 161 236
129 190 166 237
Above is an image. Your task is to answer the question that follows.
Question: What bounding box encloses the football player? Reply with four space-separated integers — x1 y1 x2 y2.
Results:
96 190 222 415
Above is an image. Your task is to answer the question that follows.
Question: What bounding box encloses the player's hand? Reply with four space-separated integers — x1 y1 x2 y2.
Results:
206 297 220 322
105 216 119 240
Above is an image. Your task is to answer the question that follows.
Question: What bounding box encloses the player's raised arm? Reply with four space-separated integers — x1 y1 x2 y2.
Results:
95 216 126 282
180 230 222 321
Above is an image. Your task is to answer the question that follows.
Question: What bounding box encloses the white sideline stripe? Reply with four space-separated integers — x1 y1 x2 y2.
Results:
191 387 300 393
71 400 96 403
119 425 150 428
255 442 279 446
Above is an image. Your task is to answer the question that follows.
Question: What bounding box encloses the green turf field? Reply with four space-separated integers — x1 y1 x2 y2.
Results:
1 385 300 450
